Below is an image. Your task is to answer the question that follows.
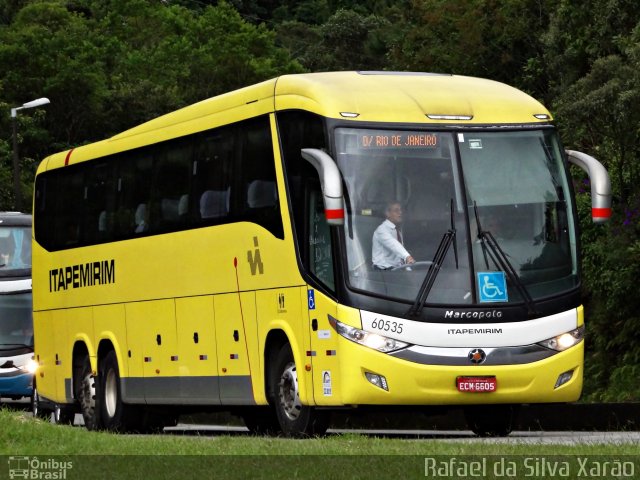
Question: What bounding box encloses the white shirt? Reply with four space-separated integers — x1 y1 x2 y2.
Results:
372 219 411 269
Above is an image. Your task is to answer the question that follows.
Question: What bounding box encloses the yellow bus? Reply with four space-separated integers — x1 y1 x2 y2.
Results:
32 72 610 436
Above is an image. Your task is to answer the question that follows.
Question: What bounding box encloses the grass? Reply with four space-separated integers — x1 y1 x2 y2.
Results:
0 408 637 479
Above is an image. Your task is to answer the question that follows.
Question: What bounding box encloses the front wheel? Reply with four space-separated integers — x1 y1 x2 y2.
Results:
271 344 329 438
464 404 519 437
240 406 281 436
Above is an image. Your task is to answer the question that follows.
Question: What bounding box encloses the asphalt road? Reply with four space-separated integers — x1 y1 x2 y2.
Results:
163 423 640 444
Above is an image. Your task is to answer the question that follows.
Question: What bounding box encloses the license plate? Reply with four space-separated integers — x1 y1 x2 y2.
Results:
456 376 497 393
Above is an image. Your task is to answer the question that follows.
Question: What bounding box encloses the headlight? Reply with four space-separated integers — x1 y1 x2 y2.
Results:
329 317 410 353
24 358 39 374
537 326 584 351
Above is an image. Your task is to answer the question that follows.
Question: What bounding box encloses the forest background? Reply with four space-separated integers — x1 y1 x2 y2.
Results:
0 0 638 402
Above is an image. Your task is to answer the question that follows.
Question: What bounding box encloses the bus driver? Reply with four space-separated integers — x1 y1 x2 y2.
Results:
372 202 415 270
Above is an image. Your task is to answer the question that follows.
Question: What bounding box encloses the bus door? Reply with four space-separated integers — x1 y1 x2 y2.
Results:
306 186 340 405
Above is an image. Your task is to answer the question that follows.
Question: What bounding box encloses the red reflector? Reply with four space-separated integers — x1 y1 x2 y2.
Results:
325 209 344 220
456 376 497 393
592 207 611 218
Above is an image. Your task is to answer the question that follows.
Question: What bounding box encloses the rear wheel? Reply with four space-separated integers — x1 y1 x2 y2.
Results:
98 350 139 432
53 404 75 425
75 355 100 430
464 404 519 437
271 343 329 438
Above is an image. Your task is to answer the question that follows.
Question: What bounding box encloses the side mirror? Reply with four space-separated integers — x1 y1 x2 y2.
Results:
301 148 344 226
566 150 611 224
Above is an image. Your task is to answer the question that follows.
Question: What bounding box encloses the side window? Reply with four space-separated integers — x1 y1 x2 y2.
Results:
83 162 117 244
53 167 84 249
34 176 54 250
193 127 234 224
150 141 193 232
118 152 153 236
237 117 283 239
35 115 284 250
308 184 335 290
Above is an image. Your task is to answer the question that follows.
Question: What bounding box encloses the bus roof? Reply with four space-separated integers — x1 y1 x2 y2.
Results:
274 71 551 125
38 72 552 172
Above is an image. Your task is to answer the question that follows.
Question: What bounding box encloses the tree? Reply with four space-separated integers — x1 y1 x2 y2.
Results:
387 0 551 92
552 24 640 401
0 1 106 209
296 8 391 71
0 0 302 211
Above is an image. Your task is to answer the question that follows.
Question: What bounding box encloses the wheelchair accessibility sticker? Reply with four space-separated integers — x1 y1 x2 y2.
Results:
478 272 508 303
308 289 316 310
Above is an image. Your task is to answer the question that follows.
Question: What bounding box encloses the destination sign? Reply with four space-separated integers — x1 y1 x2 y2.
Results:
359 132 439 149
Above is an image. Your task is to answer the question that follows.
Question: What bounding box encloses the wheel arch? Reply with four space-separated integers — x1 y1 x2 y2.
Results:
263 329 289 402
96 338 119 374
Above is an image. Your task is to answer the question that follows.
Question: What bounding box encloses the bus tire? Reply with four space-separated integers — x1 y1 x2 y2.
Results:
98 350 139 432
240 406 281 436
76 355 101 431
464 404 518 437
53 404 75 425
134 408 178 434
271 343 329 438
31 383 51 420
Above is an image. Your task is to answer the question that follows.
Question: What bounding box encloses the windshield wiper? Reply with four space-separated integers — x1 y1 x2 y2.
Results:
407 200 458 318
473 202 539 318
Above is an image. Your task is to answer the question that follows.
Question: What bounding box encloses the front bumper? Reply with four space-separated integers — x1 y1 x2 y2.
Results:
335 336 583 406
0 371 34 397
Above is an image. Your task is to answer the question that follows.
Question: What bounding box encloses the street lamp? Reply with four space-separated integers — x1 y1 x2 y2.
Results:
11 97 50 212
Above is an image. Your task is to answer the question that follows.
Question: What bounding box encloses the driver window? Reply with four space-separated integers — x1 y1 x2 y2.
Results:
308 186 335 291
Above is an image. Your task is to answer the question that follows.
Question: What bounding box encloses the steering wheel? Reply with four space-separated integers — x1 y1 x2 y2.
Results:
391 261 433 271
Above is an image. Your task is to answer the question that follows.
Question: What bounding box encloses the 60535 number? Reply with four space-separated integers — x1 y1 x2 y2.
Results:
371 318 404 334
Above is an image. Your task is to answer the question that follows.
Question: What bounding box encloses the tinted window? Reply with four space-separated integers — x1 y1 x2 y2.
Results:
34 115 283 251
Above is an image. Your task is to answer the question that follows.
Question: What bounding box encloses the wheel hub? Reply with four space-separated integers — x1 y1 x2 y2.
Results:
104 369 118 418
80 372 96 413
278 362 302 421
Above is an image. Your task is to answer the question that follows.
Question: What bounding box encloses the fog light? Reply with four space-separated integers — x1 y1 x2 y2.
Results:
365 372 388 391
554 370 574 389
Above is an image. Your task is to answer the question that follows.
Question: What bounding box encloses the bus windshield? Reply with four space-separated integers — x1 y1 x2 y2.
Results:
335 128 577 307
0 291 33 349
